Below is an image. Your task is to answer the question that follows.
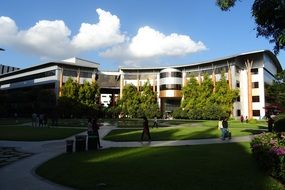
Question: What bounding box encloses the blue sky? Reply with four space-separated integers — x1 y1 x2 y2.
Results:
0 0 284 71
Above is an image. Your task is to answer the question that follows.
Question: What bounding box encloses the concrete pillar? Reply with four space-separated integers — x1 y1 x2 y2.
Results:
245 60 253 119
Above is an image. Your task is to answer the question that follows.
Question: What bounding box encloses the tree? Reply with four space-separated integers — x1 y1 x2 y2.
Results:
267 70 285 111
213 71 239 116
78 81 100 106
216 0 285 54
181 74 200 112
62 77 79 99
140 80 159 118
181 71 239 119
118 84 141 118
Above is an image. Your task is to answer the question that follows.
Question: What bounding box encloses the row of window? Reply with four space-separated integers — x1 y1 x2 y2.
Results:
63 70 93 78
237 109 260 116
236 96 260 102
160 84 181 90
236 81 259 88
160 72 182 79
0 70 56 85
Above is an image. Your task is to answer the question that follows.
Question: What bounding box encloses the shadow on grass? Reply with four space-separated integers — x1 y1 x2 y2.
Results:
36 143 285 190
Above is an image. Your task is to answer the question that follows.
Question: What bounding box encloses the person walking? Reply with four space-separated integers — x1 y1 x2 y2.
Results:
87 118 93 135
153 116 158 128
240 115 244 123
141 116 151 141
92 117 102 149
221 117 231 140
32 112 37 127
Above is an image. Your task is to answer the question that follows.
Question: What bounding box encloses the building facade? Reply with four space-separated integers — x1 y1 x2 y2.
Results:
119 50 282 119
0 50 282 119
0 57 99 97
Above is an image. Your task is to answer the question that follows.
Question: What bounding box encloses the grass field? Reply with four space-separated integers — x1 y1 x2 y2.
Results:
36 142 284 190
105 119 267 141
0 126 86 141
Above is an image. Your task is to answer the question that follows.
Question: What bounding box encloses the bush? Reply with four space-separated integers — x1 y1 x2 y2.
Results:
251 133 285 182
274 114 285 132
248 119 257 124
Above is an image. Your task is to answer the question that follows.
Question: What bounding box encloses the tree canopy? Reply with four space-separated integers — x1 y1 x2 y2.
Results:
118 81 159 118
179 71 239 119
216 0 285 54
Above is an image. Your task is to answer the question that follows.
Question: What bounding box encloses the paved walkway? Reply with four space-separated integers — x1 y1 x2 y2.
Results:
0 124 254 190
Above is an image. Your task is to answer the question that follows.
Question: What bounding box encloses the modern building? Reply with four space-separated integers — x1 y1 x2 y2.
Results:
0 50 283 119
119 50 282 119
0 57 99 97
0 64 20 75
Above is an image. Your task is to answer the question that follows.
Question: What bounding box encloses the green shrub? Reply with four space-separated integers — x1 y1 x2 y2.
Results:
273 115 285 132
248 119 257 124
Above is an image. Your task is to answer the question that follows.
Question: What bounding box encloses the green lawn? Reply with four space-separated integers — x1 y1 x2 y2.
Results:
104 120 267 141
118 119 267 128
0 126 86 141
36 142 284 190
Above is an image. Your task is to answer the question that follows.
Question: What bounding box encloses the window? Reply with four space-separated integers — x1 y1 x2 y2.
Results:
63 70 77 77
252 82 259 88
237 109 241 116
160 72 182 78
252 96 260 102
236 81 240 88
160 84 181 90
253 110 260 116
236 96 240 102
251 68 258 75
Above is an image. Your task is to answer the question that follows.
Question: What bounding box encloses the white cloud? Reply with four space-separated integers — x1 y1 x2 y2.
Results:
101 26 206 65
0 9 125 59
71 8 125 50
0 9 206 65
18 20 73 57
0 16 18 43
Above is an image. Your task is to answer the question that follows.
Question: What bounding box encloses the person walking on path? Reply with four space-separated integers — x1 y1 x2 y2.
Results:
153 116 158 128
240 115 244 123
32 112 37 127
141 116 151 141
92 117 102 149
221 117 231 140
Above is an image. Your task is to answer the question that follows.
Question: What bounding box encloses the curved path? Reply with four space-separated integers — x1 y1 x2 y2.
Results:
0 124 254 190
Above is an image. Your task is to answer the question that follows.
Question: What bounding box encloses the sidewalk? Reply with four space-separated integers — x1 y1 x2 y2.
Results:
0 124 254 190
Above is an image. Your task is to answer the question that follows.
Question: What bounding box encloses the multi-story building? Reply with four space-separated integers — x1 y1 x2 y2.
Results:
119 50 282 119
0 50 282 119
0 57 99 97
0 64 20 75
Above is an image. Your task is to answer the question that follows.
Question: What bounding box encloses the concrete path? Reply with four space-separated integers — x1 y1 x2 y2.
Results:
0 124 254 190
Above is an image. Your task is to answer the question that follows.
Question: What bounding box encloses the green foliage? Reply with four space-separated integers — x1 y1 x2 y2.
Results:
62 77 79 99
59 78 100 118
274 115 285 132
267 70 285 110
217 0 285 54
118 82 159 118
180 71 238 119
216 0 236 11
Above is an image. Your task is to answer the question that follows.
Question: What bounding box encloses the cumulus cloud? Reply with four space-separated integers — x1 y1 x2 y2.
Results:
71 8 125 50
101 26 206 64
0 9 125 58
0 9 206 65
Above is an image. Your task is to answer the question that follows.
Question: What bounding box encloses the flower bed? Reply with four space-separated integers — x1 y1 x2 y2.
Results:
251 132 285 182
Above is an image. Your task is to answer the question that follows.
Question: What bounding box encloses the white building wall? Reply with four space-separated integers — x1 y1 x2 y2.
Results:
239 70 248 118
